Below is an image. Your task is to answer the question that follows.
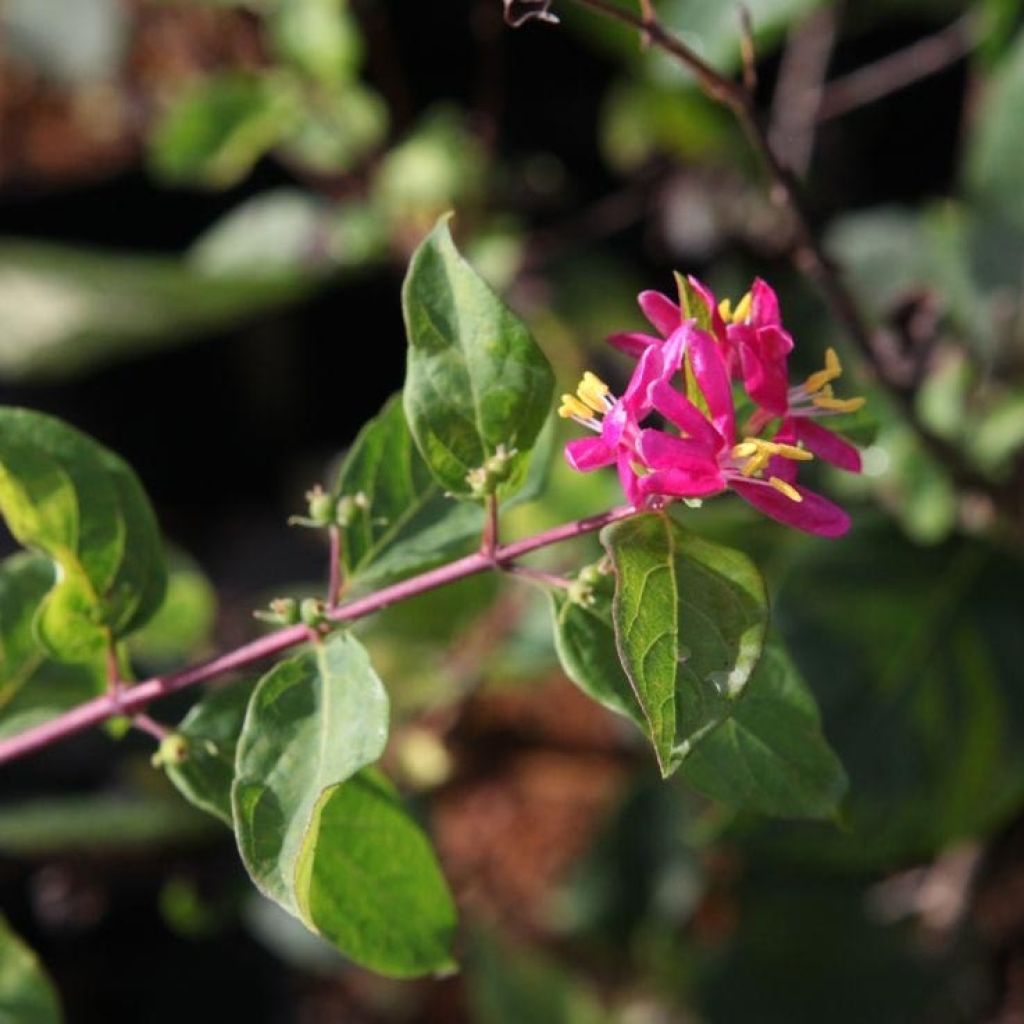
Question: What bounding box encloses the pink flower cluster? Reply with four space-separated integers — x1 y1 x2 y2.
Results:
558 276 865 537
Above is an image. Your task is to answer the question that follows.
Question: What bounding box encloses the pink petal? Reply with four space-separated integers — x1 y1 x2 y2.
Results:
686 275 726 337
638 290 681 337
638 429 719 473
639 468 726 500
649 380 722 451
622 342 669 418
795 418 863 473
688 327 735 443
607 331 658 359
617 452 645 507
731 480 851 537
565 436 616 471
738 338 789 416
750 278 781 327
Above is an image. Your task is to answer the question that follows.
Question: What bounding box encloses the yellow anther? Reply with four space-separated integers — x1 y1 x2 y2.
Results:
559 394 594 421
812 394 866 413
742 452 771 477
718 291 753 325
577 371 610 413
769 442 814 462
731 441 759 459
768 476 803 502
803 347 844 394
733 290 753 323
733 436 813 479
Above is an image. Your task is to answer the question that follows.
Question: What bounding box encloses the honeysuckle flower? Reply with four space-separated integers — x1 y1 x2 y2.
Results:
608 275 794 415
559 326 688 505
562 288 859 538
609 274 865 474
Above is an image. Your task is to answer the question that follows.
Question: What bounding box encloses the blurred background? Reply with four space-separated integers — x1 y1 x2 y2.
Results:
2 0 1024 1020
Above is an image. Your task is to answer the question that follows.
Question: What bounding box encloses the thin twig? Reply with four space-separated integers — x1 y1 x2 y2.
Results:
133 714 169 742
769 5 839 176
817 14 975 123
326 525 343 609
481 493 500 561
739 6 758 95
0 506 637 766
504 563 575 589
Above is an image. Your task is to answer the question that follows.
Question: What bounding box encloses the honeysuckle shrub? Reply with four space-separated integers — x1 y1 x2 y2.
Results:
0 214 853 980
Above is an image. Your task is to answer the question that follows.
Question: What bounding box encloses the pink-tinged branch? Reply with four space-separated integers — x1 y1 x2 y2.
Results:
0 505 637 767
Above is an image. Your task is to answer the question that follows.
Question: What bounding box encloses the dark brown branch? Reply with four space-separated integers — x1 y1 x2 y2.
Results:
565 0 1000 507
817 14 975 123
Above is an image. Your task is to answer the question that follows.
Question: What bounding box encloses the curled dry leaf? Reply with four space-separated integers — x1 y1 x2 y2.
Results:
503 0 559 28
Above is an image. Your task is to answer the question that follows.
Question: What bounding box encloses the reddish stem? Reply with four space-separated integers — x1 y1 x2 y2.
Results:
0 506 636 767
326 525 343 609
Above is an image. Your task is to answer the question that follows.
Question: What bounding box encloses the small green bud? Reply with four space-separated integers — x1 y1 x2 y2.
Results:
300 597 327 629
568 558 610 607
335 491 369 528
288 484 337 528
151 733 189 769
254 597 300 626
466 444 518 498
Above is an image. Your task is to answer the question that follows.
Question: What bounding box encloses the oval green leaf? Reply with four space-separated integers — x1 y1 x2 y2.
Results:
232 632 389 915
0 408 167 662
294 768 457 978
549 568 646 730
679 642 848 820
0 553 106 739
602 513 769 778
401 215 554 499
165 679 257 827
0 915 63 1024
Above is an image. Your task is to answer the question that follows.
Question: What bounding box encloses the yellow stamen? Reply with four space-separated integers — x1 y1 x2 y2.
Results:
769 476 803 502
732 436 813 479
770 442 814 462
803 347 844 394
731 440 759 459
812 395 866 413
733 290 753 323
741 451 771 477
577 371 610 413
717 291 753 325
559 394 594 421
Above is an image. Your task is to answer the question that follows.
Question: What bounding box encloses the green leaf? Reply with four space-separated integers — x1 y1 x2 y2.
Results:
549 568 645 730
335 395 554 588
0 239 314 382
127 551 217 670
0 408 167 662
165 680 256 826
679 643 848 819
294 768 457 978
334 395 483 587
0 554 105 738
269 0 362 85
602 513 769 777
280 86 388 176
232 632 388 915
967 28 1024 230
402 215 555 499
0 795 214 855
149 71 297 188
0 915 63 1024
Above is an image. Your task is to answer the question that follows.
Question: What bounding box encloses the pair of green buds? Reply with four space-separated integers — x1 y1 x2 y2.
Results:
289 485 369 530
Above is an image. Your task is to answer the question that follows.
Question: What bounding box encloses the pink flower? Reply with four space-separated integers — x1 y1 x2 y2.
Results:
609 275 864 474
560 283 861 538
